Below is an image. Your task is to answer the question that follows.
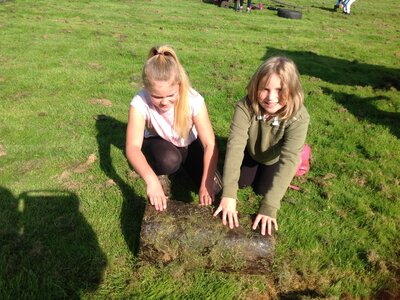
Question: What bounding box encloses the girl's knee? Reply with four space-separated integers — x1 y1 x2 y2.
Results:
156 149 182 174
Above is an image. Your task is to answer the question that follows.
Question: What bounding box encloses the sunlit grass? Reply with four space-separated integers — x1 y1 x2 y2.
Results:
1 0 399 298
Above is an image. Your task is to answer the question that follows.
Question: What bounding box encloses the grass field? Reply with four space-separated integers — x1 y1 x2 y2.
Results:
1 0 399 298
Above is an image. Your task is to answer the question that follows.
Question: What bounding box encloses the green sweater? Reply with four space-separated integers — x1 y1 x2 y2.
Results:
222 99 310 219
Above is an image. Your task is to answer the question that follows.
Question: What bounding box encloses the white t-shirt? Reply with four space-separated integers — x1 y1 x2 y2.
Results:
130 88 205 147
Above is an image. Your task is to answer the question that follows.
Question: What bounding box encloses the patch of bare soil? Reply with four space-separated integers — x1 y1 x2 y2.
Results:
0 143 6 156
130 74 142 88
89 98 113 107
88 62 102 70
104 179 116 187
127 170 139 180
112 33 128 42
73 154 96 174
57 153 97 190
245 283 278 300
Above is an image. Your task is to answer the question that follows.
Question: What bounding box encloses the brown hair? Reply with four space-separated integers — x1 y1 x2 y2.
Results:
246 56 304 120
142 45 191 139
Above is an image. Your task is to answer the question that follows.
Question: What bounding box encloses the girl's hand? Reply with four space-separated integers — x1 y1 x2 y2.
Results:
213 197 239 229
146 178 167 211
252 214 278 236
199 181 214 206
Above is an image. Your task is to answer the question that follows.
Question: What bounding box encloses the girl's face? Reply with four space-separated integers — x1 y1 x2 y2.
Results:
258 73 286 115
149 81 179 113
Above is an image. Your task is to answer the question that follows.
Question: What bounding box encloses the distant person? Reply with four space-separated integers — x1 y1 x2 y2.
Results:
333 0 344 10
235 0 252 12
334 0 356 14
342 0 356 14
214 57 310 236
126 45 220 211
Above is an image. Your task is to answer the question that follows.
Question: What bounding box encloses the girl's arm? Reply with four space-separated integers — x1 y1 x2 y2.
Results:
258 108 310 219
214 101 251 228
125 106 167 211
193 103 218 205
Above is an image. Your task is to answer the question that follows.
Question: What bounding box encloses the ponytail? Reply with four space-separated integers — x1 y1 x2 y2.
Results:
142 45 191 139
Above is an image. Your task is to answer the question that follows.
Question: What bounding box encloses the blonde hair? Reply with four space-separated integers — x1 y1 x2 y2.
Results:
246 56 304 120
142 45 191 139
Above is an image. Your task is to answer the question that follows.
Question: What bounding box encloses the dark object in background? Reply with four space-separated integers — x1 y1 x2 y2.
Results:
220 0 234 8
277 8 302 19
139 200 276 274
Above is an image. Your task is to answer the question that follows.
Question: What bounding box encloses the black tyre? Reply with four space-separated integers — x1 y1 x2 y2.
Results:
277 8 302 19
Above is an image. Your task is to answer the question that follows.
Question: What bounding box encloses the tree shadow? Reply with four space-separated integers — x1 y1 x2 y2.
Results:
0 187 107 298
262 47 400 91
322 87 400 138
260 48 400 138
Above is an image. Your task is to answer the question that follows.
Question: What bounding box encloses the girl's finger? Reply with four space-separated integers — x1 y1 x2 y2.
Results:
154 198 160 211
228 212 234 229
222 211 227 226
261 218 267 236
213 206 222 217
233 212 239 227
267 219 272 236
162 196 167 210
252 215 261 230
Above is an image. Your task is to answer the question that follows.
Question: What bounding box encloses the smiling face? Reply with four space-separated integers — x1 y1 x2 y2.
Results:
258 73 286 115
149 80 179 113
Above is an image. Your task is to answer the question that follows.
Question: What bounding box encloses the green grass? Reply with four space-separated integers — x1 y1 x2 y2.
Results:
1 0 399 298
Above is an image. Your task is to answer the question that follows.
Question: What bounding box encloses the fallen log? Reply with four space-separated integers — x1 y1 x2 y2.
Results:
139 200 276 274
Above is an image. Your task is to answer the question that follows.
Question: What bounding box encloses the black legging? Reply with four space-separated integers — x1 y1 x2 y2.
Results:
237 0 252 7
238 148 279 195
141 137 204 187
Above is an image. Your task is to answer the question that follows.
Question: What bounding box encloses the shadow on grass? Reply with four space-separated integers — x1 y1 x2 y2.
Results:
262 48 400 138
263 48 400 91
322 87 400 138
0 187 106 298
95 115 146 255
202 0 218 4
312 5 338 12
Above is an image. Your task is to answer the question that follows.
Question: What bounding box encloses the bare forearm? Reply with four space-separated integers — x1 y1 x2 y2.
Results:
201 142 218 186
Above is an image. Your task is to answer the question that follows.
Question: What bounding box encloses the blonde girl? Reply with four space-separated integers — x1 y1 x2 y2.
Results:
126 45 219 211
214 56 310 236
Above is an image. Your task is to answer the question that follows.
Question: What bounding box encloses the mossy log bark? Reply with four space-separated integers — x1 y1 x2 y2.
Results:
139 200 276 274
